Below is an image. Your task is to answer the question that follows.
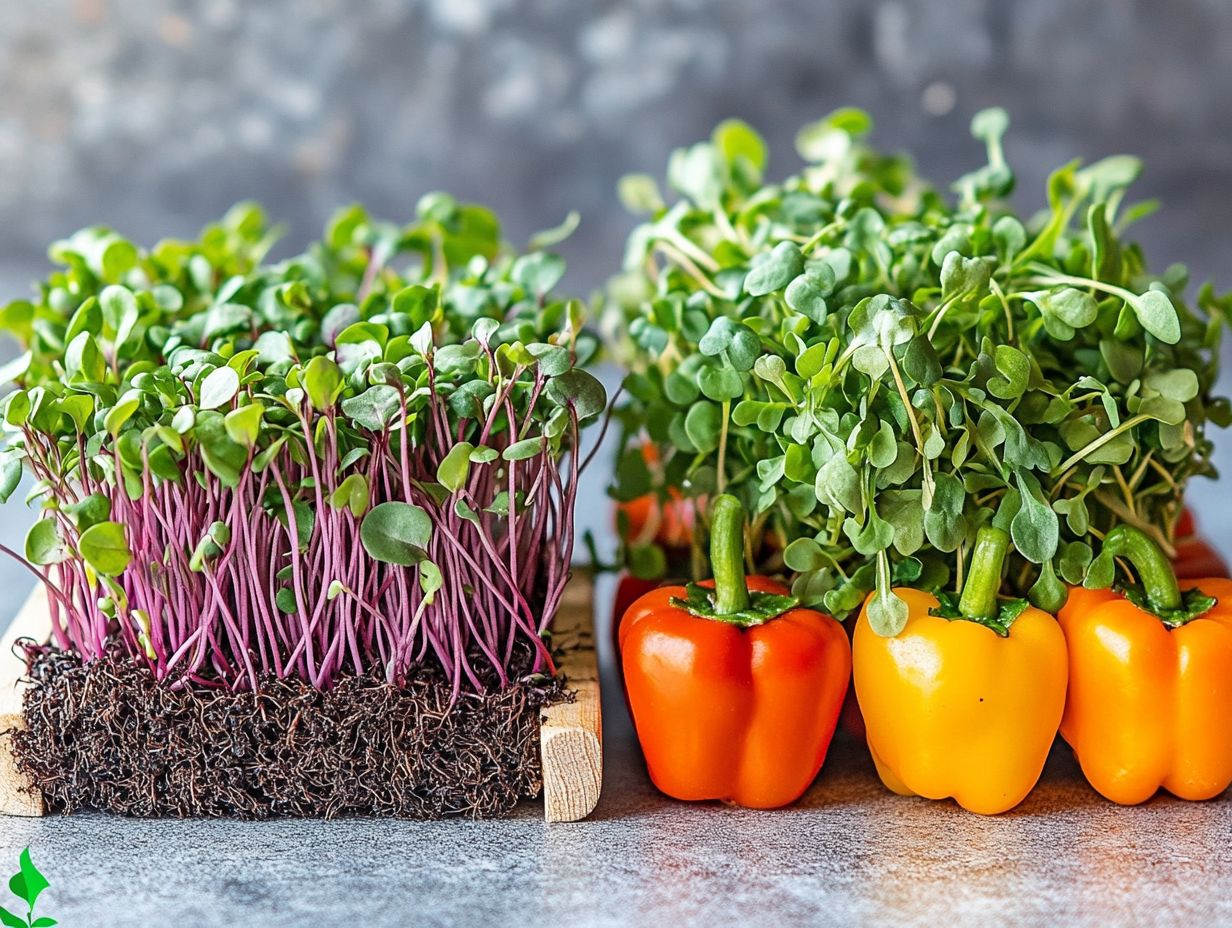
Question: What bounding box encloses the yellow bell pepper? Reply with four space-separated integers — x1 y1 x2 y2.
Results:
854 526 1068 814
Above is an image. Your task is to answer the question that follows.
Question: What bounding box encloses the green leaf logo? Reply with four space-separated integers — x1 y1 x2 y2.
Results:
0 848 54 928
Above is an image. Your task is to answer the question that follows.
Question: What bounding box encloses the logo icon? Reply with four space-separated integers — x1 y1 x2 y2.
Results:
0 848 53 928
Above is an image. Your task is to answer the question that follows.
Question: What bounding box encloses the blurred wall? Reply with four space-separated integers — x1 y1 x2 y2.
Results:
2 0 1231 604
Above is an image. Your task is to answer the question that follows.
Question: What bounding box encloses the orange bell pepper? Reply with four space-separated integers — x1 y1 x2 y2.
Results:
854 526 1068 814
1059 525 1232 805
616 487 695 549
614 442 696 549
618 495 850 809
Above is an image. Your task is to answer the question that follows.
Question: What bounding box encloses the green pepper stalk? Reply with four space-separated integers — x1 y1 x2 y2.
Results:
669 494 799 627
958 526 1011 622
1099 524 1182 613
710 494 751 614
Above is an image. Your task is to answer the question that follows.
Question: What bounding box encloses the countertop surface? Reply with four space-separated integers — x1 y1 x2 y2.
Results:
0 575 1229 928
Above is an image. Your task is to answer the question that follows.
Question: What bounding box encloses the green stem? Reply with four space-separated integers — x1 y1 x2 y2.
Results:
800 219 845 254
886 350 935 504
958 526 1010 621
1101 524 1181 612
1052 414 1150 475
1022 267 1139 305
710 494 750 615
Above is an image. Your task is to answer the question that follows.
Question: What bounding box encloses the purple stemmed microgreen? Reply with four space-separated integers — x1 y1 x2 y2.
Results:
0 198 605 696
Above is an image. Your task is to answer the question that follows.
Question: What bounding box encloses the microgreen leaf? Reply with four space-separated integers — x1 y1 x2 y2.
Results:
785 270 833 322
199 367 240 410
25 519 65 567
340 385 401 432
940 252 990 299
303 356 343 412
866 588 908 637
607 109 1226 620
360 502 432 566
64 493 111 533
1 196 605 694
744 242 803 296
436 442 473 493
618 174 664 214
815 454 862 514
545 369 606 420
224 403 263 447
78 521 132 576
713 118 767 174
1028 560 1067 613
1134 289 1181 343
0 455 22 504
1011 473 1059 564
328 474 370 518
511 252 566 297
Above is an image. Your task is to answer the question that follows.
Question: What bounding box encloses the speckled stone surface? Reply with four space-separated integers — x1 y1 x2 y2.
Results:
0 574 1229 927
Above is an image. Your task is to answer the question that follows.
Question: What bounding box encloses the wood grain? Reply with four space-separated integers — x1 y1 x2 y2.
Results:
0 584 49 816
540 571 602 823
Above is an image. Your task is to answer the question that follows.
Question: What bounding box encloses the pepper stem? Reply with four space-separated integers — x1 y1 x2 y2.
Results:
710 494 751 615
1101 524 1181 612
958 526 1010 621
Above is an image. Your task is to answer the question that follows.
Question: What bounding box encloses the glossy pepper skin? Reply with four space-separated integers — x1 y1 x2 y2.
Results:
852 526 1068 815
1059 578 1232 805
613 573 662 641
618 495 851 809
620 576 850 808
854 588 1067 814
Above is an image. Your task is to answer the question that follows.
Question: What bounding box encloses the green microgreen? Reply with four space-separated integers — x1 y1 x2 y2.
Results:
606 109 1228 623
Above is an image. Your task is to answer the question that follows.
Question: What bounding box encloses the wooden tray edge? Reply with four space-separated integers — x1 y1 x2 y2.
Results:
540 570 602 822
0 584 48 816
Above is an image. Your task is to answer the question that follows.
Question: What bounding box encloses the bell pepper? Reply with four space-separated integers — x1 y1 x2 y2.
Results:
1058 525 1232 805
1172 537 1228 580
618 495 850 809
616 487 695 550
612 440 696 669
838 675 867 742
613 573 662 641
615 442 696 550
1171 507 1228 579
854 526 1068 815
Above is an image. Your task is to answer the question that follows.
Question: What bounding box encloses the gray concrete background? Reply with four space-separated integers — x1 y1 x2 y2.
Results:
3 0 1232 568
2 2 1232 925
3 0 1232 293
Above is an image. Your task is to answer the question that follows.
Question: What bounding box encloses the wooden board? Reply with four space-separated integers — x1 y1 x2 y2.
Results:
0 573 601 822
0 583 47 816
540 571 602 822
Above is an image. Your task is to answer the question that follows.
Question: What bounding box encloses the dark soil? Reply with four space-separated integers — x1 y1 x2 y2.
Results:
11 646 567 819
